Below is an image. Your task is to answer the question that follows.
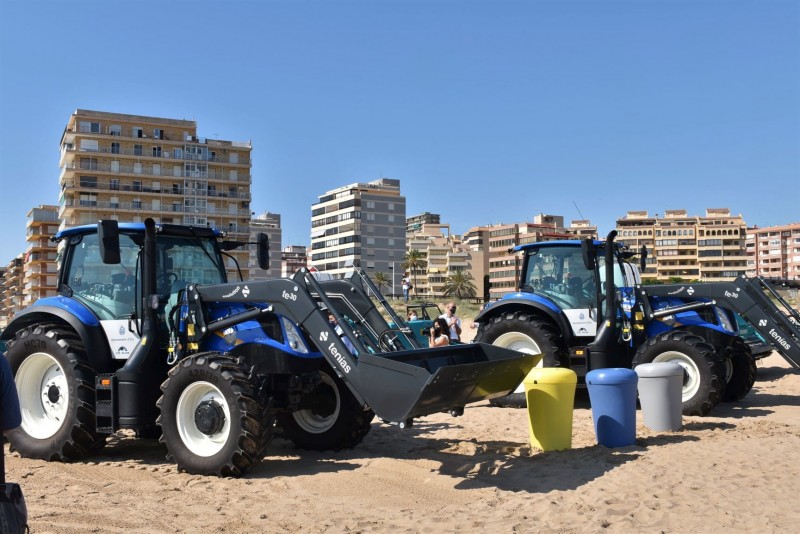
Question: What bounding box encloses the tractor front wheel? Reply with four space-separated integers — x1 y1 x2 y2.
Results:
633 331 726 416
157 353 272 476
5 324 106 460
276 365 374 451
721 337 757 402
475 311 567 407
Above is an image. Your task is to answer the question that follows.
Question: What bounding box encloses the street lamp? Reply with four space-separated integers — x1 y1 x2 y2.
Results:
389 262 398 299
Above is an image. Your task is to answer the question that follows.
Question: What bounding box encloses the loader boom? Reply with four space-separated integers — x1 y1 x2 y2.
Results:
639 276 800 368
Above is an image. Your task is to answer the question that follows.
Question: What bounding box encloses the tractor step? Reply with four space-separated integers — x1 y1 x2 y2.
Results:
95 374 118 434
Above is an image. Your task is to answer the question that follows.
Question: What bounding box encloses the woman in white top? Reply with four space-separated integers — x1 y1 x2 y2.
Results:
429 318 451 347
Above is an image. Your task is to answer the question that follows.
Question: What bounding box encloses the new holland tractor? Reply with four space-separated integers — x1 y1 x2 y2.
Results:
474 231 800 415
1 219 534 476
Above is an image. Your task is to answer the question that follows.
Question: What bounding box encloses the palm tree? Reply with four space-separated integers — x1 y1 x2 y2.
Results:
443 270 477 299
402 249 427 298
373 271 390 295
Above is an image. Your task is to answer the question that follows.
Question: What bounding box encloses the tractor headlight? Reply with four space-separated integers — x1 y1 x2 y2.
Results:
715 307 735 333
281 316 309 354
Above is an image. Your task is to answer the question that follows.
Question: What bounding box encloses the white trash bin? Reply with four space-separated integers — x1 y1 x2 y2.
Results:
634 362 683 431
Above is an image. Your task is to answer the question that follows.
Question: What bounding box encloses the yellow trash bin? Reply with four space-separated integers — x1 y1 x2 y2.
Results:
524 367 578 451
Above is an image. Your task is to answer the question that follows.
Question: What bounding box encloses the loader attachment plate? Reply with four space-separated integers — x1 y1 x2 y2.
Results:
354 343 536 422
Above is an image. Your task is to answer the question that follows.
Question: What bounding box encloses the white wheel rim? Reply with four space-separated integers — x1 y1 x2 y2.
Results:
176 381 231 457
293 373 340 434
653 351 699 402
493 332 544 367
15 352 69 439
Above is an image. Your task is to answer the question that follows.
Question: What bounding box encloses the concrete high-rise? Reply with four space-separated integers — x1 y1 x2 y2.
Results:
310 178 406 281
59 109 253 279
746 222 800 280
22 205 60 307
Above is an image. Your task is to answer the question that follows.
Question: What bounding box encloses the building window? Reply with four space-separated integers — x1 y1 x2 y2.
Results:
132 127 143 138
79 121 100 133
152 146 162 157
111 142 120 154
134 144 143 156
132 199 142 209
110 179 119 190
109 124 121 136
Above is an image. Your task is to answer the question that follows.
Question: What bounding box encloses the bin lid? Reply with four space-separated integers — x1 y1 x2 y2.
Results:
634 362 684 378
586 367 638 385
523 367 577 385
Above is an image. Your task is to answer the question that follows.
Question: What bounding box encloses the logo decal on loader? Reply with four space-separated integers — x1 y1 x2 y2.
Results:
320 331 329 342
222 286 241 298
759 319 767 327
242 285 250 298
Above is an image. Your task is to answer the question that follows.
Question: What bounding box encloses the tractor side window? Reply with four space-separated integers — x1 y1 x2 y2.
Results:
66 234 140 320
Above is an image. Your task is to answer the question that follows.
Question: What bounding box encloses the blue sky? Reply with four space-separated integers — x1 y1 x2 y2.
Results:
0 0 798 263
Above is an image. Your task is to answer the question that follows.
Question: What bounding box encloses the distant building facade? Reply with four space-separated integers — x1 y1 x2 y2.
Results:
746 222 800 281
616 208 748 282
1 256 24 327
248 212 282 279
22 205 60 307
310 178 406 282
281 246 308 278
407 212 440 234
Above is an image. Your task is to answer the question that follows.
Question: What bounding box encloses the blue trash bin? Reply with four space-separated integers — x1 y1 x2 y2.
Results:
586 368 638 448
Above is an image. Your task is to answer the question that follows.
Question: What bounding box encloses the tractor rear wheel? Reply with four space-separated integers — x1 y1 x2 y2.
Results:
475 311 567 408
157 353 272 476
5 323 106 460
721 337 757 402
276 365 374 451
633 331 726 416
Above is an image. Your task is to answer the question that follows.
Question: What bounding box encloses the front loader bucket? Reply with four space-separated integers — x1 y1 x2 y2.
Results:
355 343 536 423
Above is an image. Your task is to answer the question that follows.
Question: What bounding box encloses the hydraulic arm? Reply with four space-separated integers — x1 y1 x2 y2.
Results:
640 276 800 368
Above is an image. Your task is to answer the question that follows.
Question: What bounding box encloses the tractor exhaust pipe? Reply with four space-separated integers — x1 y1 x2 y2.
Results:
605 229 617 338
116 218 163 427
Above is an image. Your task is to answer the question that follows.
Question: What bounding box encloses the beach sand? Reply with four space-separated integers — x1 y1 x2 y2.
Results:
5 330 800 533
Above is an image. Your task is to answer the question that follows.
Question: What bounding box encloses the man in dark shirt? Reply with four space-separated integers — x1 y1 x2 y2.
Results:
1 355 21 432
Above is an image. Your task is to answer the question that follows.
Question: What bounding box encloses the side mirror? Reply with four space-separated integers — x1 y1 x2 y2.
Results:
98 220 121 264
581 238 596 271
257 232 269 270
639 245 648 273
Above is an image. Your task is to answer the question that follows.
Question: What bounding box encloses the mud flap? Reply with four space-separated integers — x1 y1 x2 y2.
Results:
354 343 536 422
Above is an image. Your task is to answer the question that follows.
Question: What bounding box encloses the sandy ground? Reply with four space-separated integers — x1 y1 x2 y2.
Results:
5 331 800 533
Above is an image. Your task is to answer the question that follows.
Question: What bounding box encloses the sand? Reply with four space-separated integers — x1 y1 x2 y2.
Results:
5 337 800 532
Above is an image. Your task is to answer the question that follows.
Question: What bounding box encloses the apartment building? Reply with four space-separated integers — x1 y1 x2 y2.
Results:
746 222 800 280
22 205 60 307
616 208 748 282
567 219 598 238
468 215 572 300
407 212 440 234
281 246 308 278
309 178 406 280
59 109 253 279
248 212 282 280
1 256 24 326
405 224 474 298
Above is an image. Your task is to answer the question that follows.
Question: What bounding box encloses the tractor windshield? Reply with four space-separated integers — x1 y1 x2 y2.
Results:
521 245 597 311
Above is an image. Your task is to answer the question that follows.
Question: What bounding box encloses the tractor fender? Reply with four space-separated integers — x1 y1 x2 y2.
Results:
1 303 115 372
475 295 574 345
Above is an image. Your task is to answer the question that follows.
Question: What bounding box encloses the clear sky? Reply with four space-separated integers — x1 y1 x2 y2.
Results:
0 0 798 264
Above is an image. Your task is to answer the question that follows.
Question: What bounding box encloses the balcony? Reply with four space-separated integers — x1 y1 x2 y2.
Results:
60 176 252 200
61 161 252 186
60 142 250 165
60 198 252 218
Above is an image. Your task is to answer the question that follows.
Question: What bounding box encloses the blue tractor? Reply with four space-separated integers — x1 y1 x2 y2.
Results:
1 219 533 476
474 231 800 415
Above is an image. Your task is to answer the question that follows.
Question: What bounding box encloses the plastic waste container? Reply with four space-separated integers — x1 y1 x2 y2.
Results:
586 368 638 447
523 367 577 451
634 362 683 432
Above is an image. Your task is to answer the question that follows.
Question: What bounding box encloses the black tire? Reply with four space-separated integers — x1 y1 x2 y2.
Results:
475 311 567 408
276 365 374 451
156 353 272 476
4 323 106 460
633 331 726 416
721 337 757 402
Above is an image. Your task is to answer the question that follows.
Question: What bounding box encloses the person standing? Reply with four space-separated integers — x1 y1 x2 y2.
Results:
440 302 462 342
402 274 411 302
